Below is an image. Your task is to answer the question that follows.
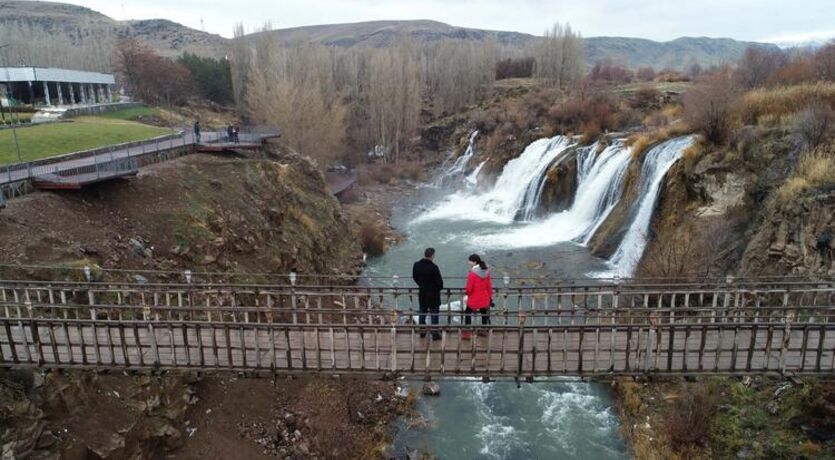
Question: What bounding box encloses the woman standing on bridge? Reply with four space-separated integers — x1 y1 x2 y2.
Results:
462 253 492 340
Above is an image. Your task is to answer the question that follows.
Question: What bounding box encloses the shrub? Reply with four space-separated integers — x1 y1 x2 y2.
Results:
792 102 835 150
632 85 662 109
359 221 386 257
587 59 633 83
683 72 739 144
656 69 690 83
548 91 620 134
636 66 656 82
665 384 718 448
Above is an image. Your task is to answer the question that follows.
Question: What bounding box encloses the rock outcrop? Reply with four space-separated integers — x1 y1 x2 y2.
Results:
740 190 835 276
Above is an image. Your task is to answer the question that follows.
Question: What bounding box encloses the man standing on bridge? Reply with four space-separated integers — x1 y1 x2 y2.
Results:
413 247 444 341
193 120 201 143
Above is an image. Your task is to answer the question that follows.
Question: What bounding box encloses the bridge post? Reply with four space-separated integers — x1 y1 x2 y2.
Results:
780 311 793 375
390 310 398 375
516 310 526 387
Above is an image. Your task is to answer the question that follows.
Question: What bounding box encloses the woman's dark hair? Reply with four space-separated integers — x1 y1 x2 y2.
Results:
468 254 487 270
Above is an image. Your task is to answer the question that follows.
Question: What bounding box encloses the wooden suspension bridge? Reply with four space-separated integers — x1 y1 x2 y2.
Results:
1 278 834 381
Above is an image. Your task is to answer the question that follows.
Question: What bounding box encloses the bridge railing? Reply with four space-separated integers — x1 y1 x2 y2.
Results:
1 280 833 327
1 279 834 377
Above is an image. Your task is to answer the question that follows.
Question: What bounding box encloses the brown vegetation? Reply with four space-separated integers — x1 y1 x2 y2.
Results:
664 384 718 449
112 39 194 106
359 221 387 257
775 149 835 204
683 71 739 144
231 23 503 165
738 82 835 125
495 57 535 80
792 102 835 150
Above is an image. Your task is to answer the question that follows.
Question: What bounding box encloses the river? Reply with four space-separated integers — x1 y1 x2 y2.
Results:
364 187 629 459
364 133 691 459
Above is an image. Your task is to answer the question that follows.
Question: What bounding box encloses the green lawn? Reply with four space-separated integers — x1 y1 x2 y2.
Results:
614 81 693 95
0 112 33 125
97 106 159 120
0 117 170 165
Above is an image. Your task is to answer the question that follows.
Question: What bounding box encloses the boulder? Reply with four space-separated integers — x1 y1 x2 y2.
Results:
422 382 441 396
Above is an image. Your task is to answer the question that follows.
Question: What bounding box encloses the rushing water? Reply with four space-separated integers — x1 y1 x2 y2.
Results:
368 134 692 459
366 191 626 460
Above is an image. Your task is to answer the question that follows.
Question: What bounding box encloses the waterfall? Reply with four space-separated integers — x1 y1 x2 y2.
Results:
416 135 575 223
434 130 479 187
605 136 694 276
417 133 693 277
465 160 488 189
471 140 632 248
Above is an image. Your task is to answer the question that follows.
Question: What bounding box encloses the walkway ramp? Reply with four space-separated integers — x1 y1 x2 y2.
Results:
32 157 138 189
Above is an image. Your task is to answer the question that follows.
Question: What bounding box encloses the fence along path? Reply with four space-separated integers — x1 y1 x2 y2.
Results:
1 279 834 379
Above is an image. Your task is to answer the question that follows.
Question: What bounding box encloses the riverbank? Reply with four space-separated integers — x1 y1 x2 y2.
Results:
0 369 415 459
613 376 835 459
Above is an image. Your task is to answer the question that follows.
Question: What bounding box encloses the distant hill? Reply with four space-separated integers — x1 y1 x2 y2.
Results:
0 0 228 70
584 36 779 70
255 19 535 48
0 1 779 71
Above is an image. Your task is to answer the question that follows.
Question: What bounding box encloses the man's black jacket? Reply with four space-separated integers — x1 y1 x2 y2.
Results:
412 258 443 308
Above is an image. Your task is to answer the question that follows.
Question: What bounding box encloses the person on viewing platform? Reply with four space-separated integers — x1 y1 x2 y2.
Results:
412 247 443 341
226 124 234 142
462 253 492 340
193 120 201 143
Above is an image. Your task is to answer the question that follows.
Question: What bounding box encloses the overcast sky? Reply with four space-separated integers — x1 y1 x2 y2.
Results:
59 0 835 44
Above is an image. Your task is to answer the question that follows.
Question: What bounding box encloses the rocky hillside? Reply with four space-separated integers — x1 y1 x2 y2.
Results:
585 36 779 70
0 148 363 281
256 19 534 47
1 1 778 71
0 0 228 66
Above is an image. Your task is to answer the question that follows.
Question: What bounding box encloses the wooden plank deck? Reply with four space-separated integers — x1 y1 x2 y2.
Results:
2 320 833 377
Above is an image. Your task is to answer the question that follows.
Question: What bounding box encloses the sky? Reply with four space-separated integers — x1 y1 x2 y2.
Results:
57 0 835 44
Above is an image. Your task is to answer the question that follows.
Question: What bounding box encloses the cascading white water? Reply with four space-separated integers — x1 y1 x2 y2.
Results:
471 140 632 248
465 160 487 189
604 136 694 276
416 135 575 223
418 133 694 277
434 130 479 187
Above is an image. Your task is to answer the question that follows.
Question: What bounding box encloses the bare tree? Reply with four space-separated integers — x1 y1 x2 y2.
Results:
368 39 421 164
244 31 346 167
229 23 252 113
735 46 786 89
534 23 584 90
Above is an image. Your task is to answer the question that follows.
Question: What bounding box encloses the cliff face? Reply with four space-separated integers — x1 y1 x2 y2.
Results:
0 149 363 280
740 190 835 276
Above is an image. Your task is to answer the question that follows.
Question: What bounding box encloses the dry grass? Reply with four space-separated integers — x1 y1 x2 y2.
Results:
739 82 835 124
775 149 835 203
628 134 652 160
680 139 707 171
